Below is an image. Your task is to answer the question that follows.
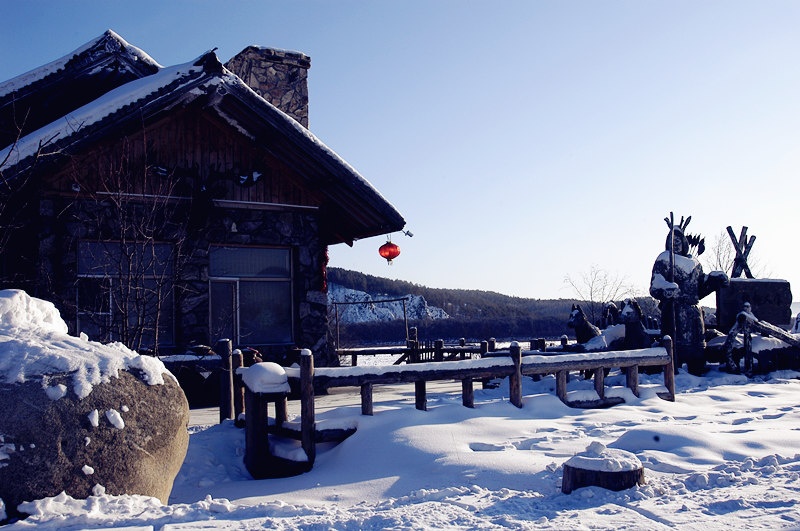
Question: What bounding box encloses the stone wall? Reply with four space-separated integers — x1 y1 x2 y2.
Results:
36 195 336 367
225 47 310 128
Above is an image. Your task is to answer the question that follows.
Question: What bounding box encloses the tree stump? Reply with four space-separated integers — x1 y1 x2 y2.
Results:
562 442 644 494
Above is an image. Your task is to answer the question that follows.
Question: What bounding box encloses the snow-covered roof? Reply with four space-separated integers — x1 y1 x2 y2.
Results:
0 30 162 152
0 29 160 100
0 33 405 244
0 56 208 165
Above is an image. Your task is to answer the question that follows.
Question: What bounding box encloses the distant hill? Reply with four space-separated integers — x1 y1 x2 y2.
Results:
326 267 587 344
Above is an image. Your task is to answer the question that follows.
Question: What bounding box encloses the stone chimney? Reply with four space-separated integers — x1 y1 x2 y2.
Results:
225 46 310 128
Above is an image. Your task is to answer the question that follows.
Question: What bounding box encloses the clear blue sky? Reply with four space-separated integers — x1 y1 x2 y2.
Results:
2 1 799 301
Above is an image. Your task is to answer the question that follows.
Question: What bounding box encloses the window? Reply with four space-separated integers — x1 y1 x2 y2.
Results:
77 241 175 349
209 246 293 345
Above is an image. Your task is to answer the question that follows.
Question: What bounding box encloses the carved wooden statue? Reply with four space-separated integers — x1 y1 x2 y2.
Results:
650 214 729 375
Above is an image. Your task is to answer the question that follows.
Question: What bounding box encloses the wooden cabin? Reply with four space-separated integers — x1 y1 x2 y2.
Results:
0 30 405 366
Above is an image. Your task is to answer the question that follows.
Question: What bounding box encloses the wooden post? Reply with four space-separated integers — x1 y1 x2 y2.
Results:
594 365 605 399
661 337 675 401
462 379 474 408
488 338 496 352
626 364 640 397
509 343 523 408
410 340 419 363
480 341 490 389
232 349 245 426
556 369 568 403
434 339 444 362
415 380 427 411
300 350 316 464
243 389 269 477
351 353 358 367
216 339 234 423
408 326 418 347
361 383 374 415
275 395 287 428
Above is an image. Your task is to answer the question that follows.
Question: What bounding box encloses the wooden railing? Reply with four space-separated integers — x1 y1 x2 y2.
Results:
336 338 548 366
239 337 674 475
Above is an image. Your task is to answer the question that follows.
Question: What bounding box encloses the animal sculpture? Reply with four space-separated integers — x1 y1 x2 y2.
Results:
567 304 602 344
619 298 655 350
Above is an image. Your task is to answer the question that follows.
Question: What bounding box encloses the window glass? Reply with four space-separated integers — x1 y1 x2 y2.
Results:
77 277 111 340
209 246 293 345
209 280 236 342
209 247 290 278
239 281 292 344
77 241 174 349
78 241 174 277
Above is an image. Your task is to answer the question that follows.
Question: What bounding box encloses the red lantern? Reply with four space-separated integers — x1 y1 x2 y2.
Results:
379 240 401 264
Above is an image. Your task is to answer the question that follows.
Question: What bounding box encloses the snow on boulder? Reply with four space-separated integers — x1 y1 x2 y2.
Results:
0 290 189 520
0 289 171 398
0 289 67 334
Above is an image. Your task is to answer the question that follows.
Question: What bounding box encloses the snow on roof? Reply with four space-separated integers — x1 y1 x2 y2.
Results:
0 57 206 167
0 290 172 399
0 49 402 224
0 29 161 100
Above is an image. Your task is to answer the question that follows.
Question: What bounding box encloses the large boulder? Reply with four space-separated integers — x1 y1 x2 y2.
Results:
0 290 189 520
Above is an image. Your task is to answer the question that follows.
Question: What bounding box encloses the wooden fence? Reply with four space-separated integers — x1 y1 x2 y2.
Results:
236 338 674 478
336 337 548 366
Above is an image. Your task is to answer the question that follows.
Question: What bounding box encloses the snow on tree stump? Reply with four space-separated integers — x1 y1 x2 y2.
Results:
562 441 644 494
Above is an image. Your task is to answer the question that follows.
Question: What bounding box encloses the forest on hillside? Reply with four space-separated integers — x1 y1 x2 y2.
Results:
327 267 661 344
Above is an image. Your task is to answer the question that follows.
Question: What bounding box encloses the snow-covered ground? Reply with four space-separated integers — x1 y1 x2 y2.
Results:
6 368 800 529
3 289 800 529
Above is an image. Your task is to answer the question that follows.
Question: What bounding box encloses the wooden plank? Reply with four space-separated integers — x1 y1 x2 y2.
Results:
566 397 625 409
314 365 517 388
748 316 800 347
311 349 670 390
273 424 357 443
